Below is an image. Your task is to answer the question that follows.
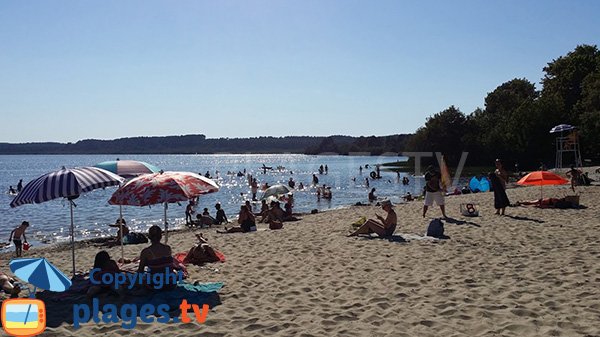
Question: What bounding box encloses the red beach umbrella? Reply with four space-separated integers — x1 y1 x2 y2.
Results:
108 171 219 242
517 170 569 199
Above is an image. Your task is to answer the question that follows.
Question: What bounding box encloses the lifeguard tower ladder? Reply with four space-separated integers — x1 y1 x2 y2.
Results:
551 124 582 169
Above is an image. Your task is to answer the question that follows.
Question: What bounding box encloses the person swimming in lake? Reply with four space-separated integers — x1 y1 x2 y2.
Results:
348 200 397 238
368 188 377 202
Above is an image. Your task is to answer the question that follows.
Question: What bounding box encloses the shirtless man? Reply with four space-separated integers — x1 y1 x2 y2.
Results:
8 221 29 257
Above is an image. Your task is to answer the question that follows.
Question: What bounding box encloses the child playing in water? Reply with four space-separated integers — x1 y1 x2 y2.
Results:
8 221 29 257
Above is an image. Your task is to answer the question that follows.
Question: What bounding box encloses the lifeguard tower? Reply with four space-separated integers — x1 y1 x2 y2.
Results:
550 124 582 169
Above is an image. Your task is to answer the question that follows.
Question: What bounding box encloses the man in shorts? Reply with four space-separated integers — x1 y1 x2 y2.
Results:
422 166 447 218
8 221 29 257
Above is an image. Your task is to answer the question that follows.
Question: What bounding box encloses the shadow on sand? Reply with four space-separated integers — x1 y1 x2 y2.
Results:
504 214 545 223
444 217 481 228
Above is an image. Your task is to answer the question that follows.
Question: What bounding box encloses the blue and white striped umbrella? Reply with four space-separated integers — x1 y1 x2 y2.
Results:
10 166 124 207
9 166 124 276
10 258 72 293
549 124 575 134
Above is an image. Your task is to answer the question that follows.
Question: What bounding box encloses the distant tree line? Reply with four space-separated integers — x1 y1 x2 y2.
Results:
403 44 600 169
0 134 409 155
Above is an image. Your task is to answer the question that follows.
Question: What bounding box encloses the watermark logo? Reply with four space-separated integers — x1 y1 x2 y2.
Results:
73 267 209 329
1 298 46 337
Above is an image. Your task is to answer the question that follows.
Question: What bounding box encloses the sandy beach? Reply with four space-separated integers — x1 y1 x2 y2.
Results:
2 183 600 337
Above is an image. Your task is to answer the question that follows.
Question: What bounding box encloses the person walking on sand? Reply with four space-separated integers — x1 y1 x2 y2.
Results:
422 166 447 218
9 221 29 257
348 200 397 237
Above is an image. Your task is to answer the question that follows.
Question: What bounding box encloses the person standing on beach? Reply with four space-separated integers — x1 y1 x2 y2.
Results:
422 166 447 218
16 179 23 193
494 159 509 190
566 165 582 192
8 221 29 257
251 178 259 201
489 172 510 215
185 200 195 225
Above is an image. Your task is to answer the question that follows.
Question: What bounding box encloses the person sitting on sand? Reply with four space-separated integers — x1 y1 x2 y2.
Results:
88 250 123 297
218 205 257 233
109 218 129 242
368 188 377 202
215 203 228 225
348 200 397 237
183 234 220 265
0 271 21 298
137 226 185 290
259 200 269 223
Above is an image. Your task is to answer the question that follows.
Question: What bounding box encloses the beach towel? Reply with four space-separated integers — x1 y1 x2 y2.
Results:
129 282 223 311
174 250 226 266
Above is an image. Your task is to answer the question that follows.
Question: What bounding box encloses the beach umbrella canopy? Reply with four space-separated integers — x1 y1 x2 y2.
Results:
261 184 293 200
517 170 569 199
9 166 125 276
108 171 219 242
549 124 575 134
94 160 161 261
94 160 161 179
517 171 569 186
10 258 71 293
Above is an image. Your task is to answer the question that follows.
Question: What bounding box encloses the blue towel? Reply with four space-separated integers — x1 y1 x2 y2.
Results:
130 282 223 311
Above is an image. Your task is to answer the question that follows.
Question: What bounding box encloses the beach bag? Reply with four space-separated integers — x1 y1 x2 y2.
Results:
460 203 479 217
427 219 445 238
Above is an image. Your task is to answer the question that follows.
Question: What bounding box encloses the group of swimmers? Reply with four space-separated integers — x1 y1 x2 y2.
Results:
7 179 23 195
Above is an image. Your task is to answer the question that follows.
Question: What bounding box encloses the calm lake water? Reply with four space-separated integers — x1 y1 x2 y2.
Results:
1 154 426 248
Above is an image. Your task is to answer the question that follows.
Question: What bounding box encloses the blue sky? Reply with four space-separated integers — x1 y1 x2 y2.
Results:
1 1 599 143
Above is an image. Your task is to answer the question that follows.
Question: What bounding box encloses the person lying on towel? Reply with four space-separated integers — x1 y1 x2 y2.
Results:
184 234 221 265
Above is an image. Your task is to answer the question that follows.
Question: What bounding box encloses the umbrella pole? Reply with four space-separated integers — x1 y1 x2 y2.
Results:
70 200 76 277
164 202 168 243
119 205 124 263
